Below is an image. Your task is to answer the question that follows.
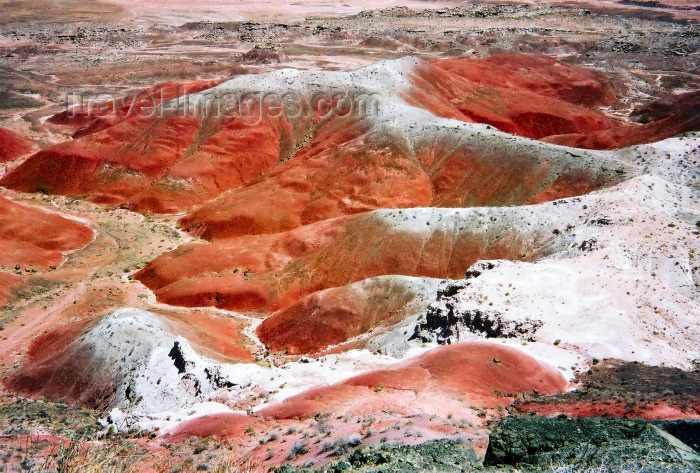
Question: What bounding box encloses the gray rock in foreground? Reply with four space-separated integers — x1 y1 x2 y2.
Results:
485 416 700 473
275 417 699 473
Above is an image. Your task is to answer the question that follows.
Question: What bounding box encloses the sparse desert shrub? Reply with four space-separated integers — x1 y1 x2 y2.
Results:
320 440 334 453
332 434 362 456
458 418 471 428
314 418 333 436
287 441 309 460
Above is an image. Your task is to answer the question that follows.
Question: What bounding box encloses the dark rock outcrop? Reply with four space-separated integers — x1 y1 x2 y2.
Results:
413 305 543 344
412 260 542 344
485 416 700 472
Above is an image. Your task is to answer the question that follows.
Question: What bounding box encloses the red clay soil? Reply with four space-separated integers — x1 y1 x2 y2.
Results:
0 195 94 271
544 90 700 149
179 116 432 240
258 342 568 420
408 56 618 140
46 79 222 136
410 55 699 149
3 55 688 218
1 81 313 214
0 128 34 163
4 315 115 409
180 123 623 240
257 276 429 354
0 272 21 307
436 54 618 108
153 308 254 363
165 413 268 442
135 210 553 312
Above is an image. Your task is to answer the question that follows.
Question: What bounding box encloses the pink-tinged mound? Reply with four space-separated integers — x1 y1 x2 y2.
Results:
0 195 94 271
0 128 34 162
258 342 568 420
165 413 267 442
135 210 554 312
158 343 566 462
257 276 434 355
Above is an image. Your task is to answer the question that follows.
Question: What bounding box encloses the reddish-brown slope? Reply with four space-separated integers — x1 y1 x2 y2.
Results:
436 54 618 108
408 56 619 141
544 90 700 149
410 55 699 149
1 115 199 206
154 308 254 363
4 316 114 408
136 211 554 312
180 125 625 240
0 272 21 307
1 100 312 214
180 117 432 239
166 413 268 442
259 342 568 420
257 276 430 355
419 135 620 208
0 128 34 163
0 195 94 271
46 79 222 137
